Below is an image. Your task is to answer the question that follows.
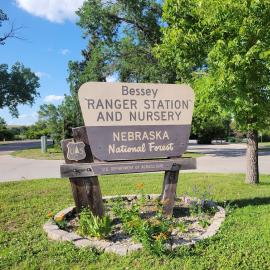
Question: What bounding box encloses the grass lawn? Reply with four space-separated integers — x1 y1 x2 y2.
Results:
1 173 270 269
259 142 270 152
259 142 270 147
11 147 203 160
11 146 64 160
182 152 204 158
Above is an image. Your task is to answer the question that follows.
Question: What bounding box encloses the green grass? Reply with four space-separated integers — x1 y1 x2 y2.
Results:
259 142 270 152
182 152 204 158
259 142 270 147
11 148 204 160
1 173 270 269
0 141 16 145
11 146 63 160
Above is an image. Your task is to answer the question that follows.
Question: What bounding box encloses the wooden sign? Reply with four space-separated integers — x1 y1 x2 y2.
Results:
78 82 194 161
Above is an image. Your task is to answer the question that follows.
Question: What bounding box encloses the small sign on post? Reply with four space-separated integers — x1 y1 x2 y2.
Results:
41 135 47 153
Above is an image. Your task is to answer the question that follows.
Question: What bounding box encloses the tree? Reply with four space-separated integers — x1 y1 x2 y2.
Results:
58 95 84 139
71 0 175 86
34 96 84 144
23 121 50 140
191 75 232 144
0 63 40 117
1 10 39 116
157 0 270 184
38 104 64 143
0 9 22 45
62 0 175 140
0 117 14 141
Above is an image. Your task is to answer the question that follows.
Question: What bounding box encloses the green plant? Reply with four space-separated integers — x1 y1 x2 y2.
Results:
177 221 188 233
187 186 218 217
54 218 68 230
198 218 210 228
47 211 68 230
189 200 202 217
112 195 172 255
78 209 112 239
222 200 237 216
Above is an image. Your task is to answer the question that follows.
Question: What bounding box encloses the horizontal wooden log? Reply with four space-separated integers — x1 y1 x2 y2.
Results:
60 158 196 178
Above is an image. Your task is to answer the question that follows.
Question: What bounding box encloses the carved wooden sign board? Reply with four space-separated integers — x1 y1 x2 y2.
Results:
78 82 195 161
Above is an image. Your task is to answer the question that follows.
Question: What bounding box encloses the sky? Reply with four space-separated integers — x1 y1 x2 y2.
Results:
0 0 90 125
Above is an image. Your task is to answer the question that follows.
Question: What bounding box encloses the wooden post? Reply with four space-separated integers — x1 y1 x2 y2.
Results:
161 164 180 216
61 127 104 217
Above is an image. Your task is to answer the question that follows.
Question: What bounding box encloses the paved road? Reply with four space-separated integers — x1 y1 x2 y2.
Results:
0 142 269 182
188 143 270 174
0 154 62 181
0 140 53 155
0 140 56 181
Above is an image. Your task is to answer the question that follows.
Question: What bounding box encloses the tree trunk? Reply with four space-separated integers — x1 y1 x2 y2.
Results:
245 130 259 184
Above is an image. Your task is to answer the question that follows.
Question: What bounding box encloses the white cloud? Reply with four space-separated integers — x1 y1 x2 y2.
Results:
16 0 85 23
35 71 50 78
60 48 70 55
44 95 64 103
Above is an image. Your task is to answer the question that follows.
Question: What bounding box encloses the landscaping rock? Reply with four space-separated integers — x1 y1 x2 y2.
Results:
62 232 82 242
47 229 69 241
43 221 58 232
127 243 143 253
89 239 112 251
74 239 92 248
54 206 75 220
105 244 128 256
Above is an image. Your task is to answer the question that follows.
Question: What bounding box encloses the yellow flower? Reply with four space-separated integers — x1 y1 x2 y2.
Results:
153 232 168 241
136 183 144 190
55 213 65 222
47 211 53 218
149 218 161 226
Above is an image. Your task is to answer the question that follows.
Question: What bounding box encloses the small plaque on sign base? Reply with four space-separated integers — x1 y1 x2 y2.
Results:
67 141 86 161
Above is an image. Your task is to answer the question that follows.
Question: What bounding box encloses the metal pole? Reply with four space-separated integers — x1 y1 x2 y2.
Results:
41 136 47 153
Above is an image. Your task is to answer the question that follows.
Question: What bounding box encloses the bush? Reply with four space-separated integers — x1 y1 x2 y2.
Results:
0 128 14 141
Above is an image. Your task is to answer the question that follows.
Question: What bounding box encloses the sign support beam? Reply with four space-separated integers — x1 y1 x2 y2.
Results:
161 169 180 216
61 127 104 217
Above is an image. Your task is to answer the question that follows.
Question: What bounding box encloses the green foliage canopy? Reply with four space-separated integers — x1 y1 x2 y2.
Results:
70 0 175 86
1 10 39 117
61 0 177 141
157 0 270 132
0 63 40 117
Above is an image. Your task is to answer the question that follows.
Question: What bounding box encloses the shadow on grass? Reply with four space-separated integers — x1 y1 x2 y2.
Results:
220 196 270 209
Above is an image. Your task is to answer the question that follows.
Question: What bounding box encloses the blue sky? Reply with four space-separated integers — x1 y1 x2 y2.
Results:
0 0 88 125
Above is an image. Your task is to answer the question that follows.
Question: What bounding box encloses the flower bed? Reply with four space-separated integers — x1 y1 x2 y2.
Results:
44 194 225 256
